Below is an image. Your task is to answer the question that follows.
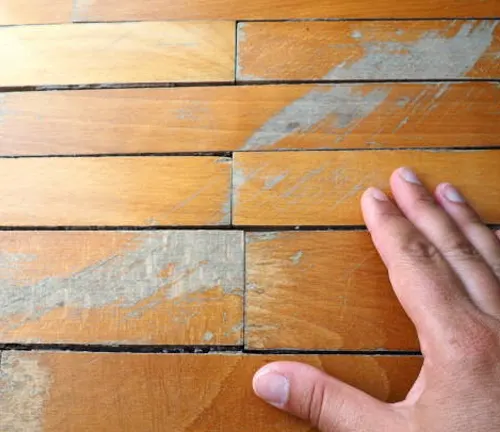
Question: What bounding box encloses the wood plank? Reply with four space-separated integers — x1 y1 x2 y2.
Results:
1 82 499 155
0 231 243 345
73 0 500 21
233 150 500 226
0 157 231 226
0 351 422 431
0 0 72 25
245 231 418 350
237 21 500 81
0 22 235 87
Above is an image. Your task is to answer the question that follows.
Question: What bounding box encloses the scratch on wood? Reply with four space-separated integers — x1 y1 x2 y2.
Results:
0 353 51 432
263 172 288 190
241 86 389 150
325 21 498 80
245 232 280 243
0 231 244 330
290 251 304 265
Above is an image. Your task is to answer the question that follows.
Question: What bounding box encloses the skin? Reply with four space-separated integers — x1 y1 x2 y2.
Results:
252 167 500 432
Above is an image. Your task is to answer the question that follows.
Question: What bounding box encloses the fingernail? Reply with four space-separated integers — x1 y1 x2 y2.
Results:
253 371 289 407
442 183 465 203
367 187 388 202
398 167 422 185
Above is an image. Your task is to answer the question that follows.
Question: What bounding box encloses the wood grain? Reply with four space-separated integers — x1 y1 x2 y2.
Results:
0 231 243 345
0 351 422 431
1 82 499 155
0 22 235 87
233 150 500 226
73 0 500 21
0 0 72 25
246 231 418 350
0 157 231 226
237 21 500 81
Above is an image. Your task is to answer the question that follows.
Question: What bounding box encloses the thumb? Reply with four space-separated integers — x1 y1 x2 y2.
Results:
252 362 400 432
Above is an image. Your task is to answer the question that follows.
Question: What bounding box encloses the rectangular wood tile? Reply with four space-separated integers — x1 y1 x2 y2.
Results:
0 22 235 87
73 0 500 21
246 231 418 350
233 150 500 226
1 82 499 155
237 21 500 81
0 351 422 431
0 231 243 345
0 0 72 25
0 156 231 226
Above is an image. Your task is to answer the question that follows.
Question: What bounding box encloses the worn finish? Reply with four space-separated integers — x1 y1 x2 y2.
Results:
1 83 498 155
0 157 231 226
0 22 235 87
0 0 72 25
74 0 500 21
238 21 500 81
0 351 422 431
246 231 418 350
0 231 243 344
233 150 500 226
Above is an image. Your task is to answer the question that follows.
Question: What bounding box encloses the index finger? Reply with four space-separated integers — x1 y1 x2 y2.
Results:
361 186 478 353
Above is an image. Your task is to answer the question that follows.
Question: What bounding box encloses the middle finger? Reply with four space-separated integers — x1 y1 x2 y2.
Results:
390 167 500 316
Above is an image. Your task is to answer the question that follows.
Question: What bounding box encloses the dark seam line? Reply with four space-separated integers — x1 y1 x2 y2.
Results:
0 152 233 159
0 78 498 93
0 225 498 232
0 343 422 356
0 343 244 353
1 147 499 159
238 17 500 23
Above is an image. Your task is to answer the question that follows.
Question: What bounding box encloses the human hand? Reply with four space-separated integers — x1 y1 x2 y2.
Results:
252 167 500 431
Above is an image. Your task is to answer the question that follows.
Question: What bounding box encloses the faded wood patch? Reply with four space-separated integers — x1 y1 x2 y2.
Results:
0 22 235 87
237 21 500 81
0 0 71 25
245 231 418 350
1 83 499 155
233 150 500 226
0 156 231 226
0 351 422 431
73 0 500 21
0 231 244 345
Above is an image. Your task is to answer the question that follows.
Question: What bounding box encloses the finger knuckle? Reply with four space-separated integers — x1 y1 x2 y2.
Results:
399 237 441 262
440 238 482 262
306 381 328 428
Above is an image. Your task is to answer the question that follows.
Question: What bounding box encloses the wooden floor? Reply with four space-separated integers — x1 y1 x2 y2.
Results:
1 1 499 431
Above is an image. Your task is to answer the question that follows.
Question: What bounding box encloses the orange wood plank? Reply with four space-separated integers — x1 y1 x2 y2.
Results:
0 351 422 431
237 21 500 81
0 157 231 226
0 231 243 345
245 231 418 350
0 0 72 25
233 150 500 226
74 0 500 21
0 22 235 87
1 83 499 155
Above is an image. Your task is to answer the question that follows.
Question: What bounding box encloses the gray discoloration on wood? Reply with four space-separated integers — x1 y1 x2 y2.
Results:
0 231 244 330
264 172 288 190
290 251 304 265
241 86 389 150
325 21 498 80
203 331 214 342
0 353 51 432
245 232 280 243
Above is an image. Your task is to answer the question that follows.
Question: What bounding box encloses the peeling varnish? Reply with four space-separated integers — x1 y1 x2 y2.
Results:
0 353 51 432
324 21 498 80
0 231 244 331
241 86 390 151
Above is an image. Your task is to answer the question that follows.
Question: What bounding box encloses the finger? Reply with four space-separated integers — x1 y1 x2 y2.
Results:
390 168 500 316
496 230 500 241
361 187 477 351
435 182 500 282
253 362 401 432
